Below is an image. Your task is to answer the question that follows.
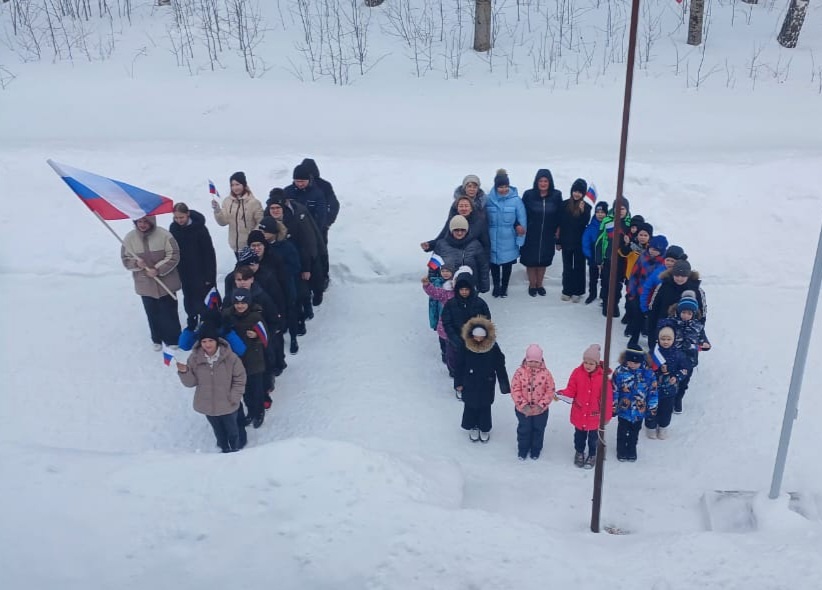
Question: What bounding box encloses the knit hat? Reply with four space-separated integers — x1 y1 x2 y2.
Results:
525 344 543 362
292 164 311 181
571 178 588 196
449 215 469 232
649 235 669 255
230 171 247 187
664 245 687 261
267 188 286 206
247 229 266 246
232 288 252 304
236 246 259 266
672 260 692 277
614 196 630 211
625 348 645 363
471 326 487 338
493 168 510 189
258 217 279 234
198 322 221 342
583 344 601 363
677 290 699 313
658 326 676 340
462 174 481 189
630 214 645 229
637 222 653 236
595 201 609 214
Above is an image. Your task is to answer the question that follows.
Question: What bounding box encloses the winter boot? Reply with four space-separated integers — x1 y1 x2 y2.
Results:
518 450 528 460
584 454 596 469
530 451 540 460
528 287 538 297
289 337 299 355
585 293 597 304
469 428 480 442
561 293 571 301
492 286 501 298
312 291 323 307
296 321 307 337
479 431 490 443
574 452 585 467
646 427 657 439
244 413 255 427
571 295 581 303
674 399 683 414
657 427 668 440
252 413 265 429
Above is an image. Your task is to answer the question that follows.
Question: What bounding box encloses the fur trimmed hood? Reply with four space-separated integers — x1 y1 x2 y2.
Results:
658 268 701 282
461 316 497 352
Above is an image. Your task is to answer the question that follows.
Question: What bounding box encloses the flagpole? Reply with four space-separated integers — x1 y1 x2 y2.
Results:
92 211 178 300
591 0 642 534
769 222 822 499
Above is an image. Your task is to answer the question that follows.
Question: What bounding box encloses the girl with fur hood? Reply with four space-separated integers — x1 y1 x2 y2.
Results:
557 344 613 469
441 269 491 389
453 317 510 443
510 344 555 460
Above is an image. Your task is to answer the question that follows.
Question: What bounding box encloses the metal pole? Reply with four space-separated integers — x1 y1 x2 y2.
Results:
769 223 822 499
591 0 642 533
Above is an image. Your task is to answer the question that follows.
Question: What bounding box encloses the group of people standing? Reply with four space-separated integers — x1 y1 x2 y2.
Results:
421 169 712 465
120 159 339 453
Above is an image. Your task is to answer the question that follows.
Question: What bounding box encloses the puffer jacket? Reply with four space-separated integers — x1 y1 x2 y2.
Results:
214 191 264 253
510 359 555 414
627 249 664 301
429 208 491 257
581 215 601 262
560 363 613 431
168 209 217 290
486 186 527 265
433 233 490 293
454 316 510 408
612 360 658 423
179 340 246 416
121 216 182 298
650 344 688 399
441 272 491 346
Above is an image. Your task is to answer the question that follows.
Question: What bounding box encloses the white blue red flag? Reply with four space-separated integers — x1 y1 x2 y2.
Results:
427 254 444 271
162 345 176 367
604 219 615 238
208 179 220 199
585 183 597 210
252 321 268 348
48 159 174 220
203 286 221 310
649 345 667 371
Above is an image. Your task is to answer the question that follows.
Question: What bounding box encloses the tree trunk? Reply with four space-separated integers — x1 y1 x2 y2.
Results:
474 0 492 52
740 0 758 4
687 0 705 46
777 0 810 48
364 0 385 6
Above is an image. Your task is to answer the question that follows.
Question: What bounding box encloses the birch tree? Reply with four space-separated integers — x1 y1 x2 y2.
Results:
777 0 809 48
687 0 705 46
474 0 492 52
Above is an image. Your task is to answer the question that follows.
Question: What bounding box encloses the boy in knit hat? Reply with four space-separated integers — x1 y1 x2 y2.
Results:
582 201 609 304
510 344 555 460
612 347 658 461
557 344 613 468
645 326 688 439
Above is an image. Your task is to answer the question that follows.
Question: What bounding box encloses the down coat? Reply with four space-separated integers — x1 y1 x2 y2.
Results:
561 363 613 431
433 233 490 293
510 358 555 415
168 209 217 290
486 185 527 265
121 216 182 298
441 271 491 347
214 191 265 253
178 340 246 417
520 169 564 267
453 316 511 408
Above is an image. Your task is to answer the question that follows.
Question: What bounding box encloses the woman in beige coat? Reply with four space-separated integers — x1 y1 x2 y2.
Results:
177 326 247 453
212 171 264 255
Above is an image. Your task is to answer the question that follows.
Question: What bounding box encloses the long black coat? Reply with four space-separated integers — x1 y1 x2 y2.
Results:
557 199 592 250
168 209 217 289
519 169 564 267
647 269 706 347
441 273 491 346
454 317 510 408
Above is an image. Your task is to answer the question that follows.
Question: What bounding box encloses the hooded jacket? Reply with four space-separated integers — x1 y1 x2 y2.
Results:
178 340 246 417
520 169 564 267
285 180 328 231
612 358 658 422
169 209 217 289
561 363 613 431
486 185 527 265
452 185 487 211
441 271 491 346
647 269 706 348
301 158 340 226
214 191 265 253
454 316 511 408
121 216 182 298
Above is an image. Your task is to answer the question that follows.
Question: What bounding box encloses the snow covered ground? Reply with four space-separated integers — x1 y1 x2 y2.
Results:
2 2 822 589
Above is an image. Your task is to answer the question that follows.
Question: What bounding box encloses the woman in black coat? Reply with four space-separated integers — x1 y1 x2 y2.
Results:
519 169 563 296
556 178 592 302
454 316 510 443
170 204 217 329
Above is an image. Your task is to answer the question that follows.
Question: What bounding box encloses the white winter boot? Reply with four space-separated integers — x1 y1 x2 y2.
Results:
469 428 480 442
657 427 668 440
646 427 657 439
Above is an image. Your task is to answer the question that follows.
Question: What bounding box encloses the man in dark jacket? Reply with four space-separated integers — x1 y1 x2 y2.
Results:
170 204 217 330
301 158 338 292
285 164 328 232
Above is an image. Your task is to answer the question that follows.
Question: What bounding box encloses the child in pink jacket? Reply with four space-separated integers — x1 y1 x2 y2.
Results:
511 344 556 460
422 265 456 376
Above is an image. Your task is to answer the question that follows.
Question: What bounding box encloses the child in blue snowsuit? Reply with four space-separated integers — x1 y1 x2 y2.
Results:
645 326 688 439
612 348 658 461
581 201 609 304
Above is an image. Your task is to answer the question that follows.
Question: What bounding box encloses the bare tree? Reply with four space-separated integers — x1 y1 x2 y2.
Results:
473 0 491 51
777 0 809 48
364 0 384 6
687 0 705 46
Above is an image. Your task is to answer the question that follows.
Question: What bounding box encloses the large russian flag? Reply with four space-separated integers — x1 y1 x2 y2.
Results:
48 159 174 220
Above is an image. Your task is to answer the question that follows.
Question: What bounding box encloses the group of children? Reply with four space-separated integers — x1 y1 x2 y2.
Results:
421 178 711 465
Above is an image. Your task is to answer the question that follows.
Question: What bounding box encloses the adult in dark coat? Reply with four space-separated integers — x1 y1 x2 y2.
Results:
430 215 490 293
301 158 340 229
259 217 303 355
285 164 328 232
422 195 491 258
557 178 592 301
454 316 510 441
170 204 217 329
519 169 564 296
441 269 491 373
647 260 707 350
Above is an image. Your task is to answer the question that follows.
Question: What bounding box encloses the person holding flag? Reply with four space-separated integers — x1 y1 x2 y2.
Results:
556 178 592 302
170 202 217 330
212 172 264 255
644 326 687 440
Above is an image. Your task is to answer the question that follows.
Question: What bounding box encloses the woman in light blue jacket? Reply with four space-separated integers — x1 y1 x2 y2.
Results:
485 169 527 298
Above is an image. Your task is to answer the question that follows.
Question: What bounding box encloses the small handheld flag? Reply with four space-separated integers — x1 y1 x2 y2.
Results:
47 160 174 220
208 179 221 199
252 321 269 348
555 393 573 404
584 183 598 210
162 345 176 367
427 254 444 272
649 345 667 371
203 286 222 311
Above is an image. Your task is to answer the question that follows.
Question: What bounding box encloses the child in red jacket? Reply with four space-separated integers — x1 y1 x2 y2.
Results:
557 344 613 469
510 344 555 460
